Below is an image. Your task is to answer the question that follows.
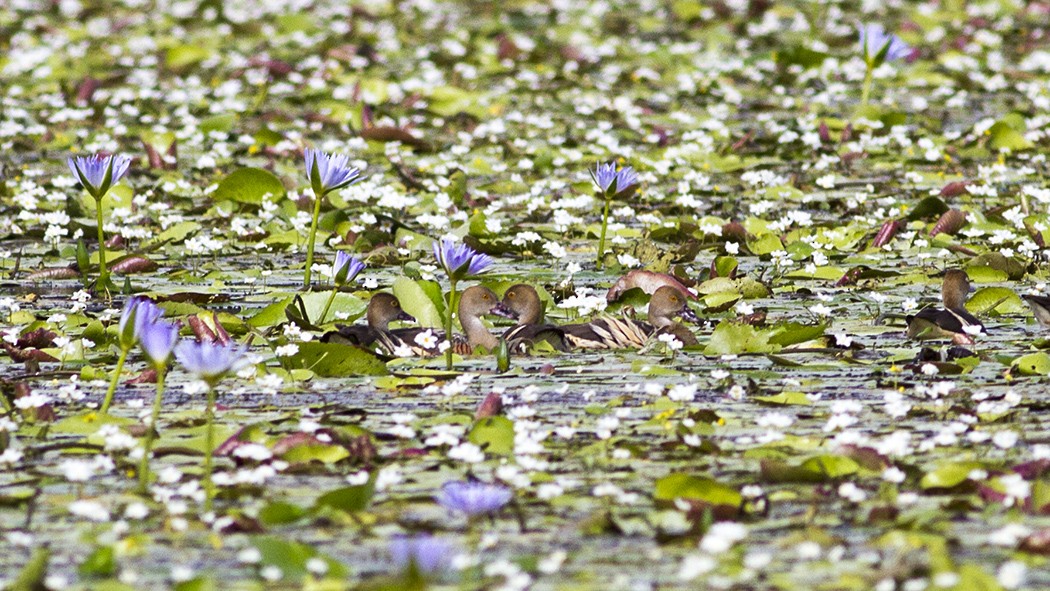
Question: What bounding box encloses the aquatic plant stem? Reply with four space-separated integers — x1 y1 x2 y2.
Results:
138 366 165 492
445 277 458 370
596 196 611 270
204 384 217 511
303 191 324 289
100 347 128 414
95 199 110 291
861 65 873 106
318 287 339 325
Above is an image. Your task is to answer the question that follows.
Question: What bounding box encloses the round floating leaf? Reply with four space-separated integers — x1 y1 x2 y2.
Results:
469 416 515 455
285 342 388 377
213 167 287 205
654 473 743 508
1012 352 1050 376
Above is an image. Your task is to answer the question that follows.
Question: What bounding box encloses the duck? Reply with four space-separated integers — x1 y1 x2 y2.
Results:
1022 293 1050 327
906 269 985 345
452 285 516 354
561 285 699 349
321 293 417 353
498 284 570 352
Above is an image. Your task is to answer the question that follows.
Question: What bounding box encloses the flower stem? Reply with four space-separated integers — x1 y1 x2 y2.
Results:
95 198 110 290
318 287 338 325
203 385 217 512
445 277 457 370
138 366 165 492
100 347 128 415
302 190 325 289
861 65 873 106
596 196 611 271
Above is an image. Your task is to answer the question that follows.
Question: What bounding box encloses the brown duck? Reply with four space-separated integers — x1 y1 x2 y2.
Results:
498 284 569 352
906 269 985 345
321 293 416 354
561 285 699 349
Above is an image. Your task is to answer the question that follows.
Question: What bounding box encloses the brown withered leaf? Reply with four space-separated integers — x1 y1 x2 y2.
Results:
110 255 158 275
929 209 967 237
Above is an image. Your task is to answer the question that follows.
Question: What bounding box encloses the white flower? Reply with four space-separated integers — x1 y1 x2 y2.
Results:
667 383 697 402
997 561 1026 590
414 329 439 349
678 554 716 581
992 430 1019 449
447 442 485 463
68 500 111 522
699 522 747 554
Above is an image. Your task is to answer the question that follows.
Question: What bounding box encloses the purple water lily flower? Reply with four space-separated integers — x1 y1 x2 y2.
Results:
304 148 361 195
858 24 910 64
333 251 366 286
436 480 512 516
138 319 180 367
389 535 456 573
118 297 163 349
590 162 639 198
68 153 132 199
174 340 248 384
433 239 493 281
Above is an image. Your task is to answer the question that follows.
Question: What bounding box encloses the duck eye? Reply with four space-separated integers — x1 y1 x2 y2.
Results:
508 292 515 298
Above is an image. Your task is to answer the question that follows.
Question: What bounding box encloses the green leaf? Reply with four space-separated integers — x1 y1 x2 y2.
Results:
966 286 1024 315
10 546 49 591
769 322 827 347
250 536 348 582
704 321 779 355
284 342 388 377
747 233 784 256
920 461 985 490
166 44 211 69
469 416 515 455
79 545 116 577
653 473 743 508
753 391 812 406
988 120 1032 151
281 443 350 465
1012 352 1050 376
213 168 287 205
393 277 444 328
259 501 308 526
315 482 375 514
51 412 135 435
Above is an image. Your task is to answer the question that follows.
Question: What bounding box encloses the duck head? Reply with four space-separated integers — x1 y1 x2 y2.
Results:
942 269 972 310
458 285 511 350
500 284 544 324
648 285 699 328
366 293 416 330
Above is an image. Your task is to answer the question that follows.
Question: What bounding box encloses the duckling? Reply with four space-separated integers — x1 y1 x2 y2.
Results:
906 269 985 345
1022 293 1050 327
562 285 699 349
454 285 515 353
499 284 570 352
321 293 416 352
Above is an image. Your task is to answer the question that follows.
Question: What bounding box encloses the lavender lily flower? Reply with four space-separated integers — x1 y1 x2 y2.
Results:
302 148 362 288
433 239 493 282
68 153 132 294
318 253 366 324
857 24 911 104
858 24 911 65
137 318 179 491
101 297 163 414
333 251 366 286
590 161 640 270
68 154 132 200
590 162 639 199
436 480 512 517
138 320 179 367
433 239 493 369
174 339 248 511
389 535 456 574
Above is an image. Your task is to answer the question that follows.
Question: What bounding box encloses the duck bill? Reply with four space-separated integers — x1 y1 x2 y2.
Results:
396 310 416 323
491 302 519 320
678 306 700 324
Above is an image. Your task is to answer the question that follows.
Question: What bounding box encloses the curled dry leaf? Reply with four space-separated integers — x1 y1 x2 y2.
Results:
871 219 905 248
721 221 749 243
606 270 695 302
939 181 969 197
110 255 157 275
475 391 504 420
26 267 80 281
929 209 967 238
